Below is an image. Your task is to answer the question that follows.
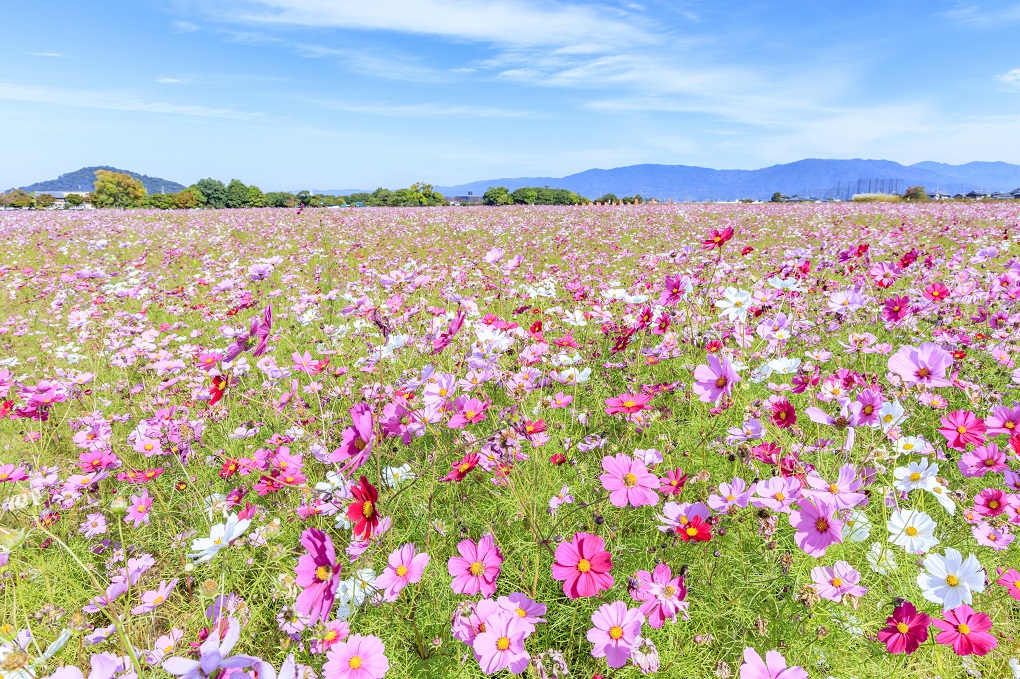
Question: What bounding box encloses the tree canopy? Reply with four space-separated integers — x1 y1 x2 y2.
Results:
90 170 147 208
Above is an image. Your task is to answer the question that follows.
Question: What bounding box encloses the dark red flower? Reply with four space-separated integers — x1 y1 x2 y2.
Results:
346 476 380 539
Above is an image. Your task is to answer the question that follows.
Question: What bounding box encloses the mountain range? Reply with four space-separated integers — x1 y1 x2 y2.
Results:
13 159 1020 202
432 159 1020 201
17 166 185 195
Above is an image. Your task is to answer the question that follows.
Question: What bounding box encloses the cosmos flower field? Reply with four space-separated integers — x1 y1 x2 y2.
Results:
1 203 1019 679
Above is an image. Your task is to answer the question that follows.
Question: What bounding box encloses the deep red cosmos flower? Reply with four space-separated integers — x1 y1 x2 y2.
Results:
347 476 380 539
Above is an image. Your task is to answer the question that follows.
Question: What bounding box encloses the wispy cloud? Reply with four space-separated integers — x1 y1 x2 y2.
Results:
310 99 536 118
0 82 262 121
29 52 64 58
194 0 652 51
996 68 1020 89
156 77 185 84
942 2 1020 25
171 20 200 33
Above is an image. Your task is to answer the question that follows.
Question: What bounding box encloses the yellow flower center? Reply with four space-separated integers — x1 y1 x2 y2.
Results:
325 630 337 641
815 519 829 532
905 526 918 536
831 577 843 587
715 376 727 388
726 494 735 501
577 559 591 573
464 410 476 419
956 426 967 434
828 484 839 494
686 526 699 537
774 492 785 501
459 462 472 473
989 500 999 509
516 607 527 618
469 561 485 576
362 500 374 518
909 472 921 482
946 575 959 586
663 585 676 597
316 565 331 581
622 400 635 408
348 656 362 670
496 637 511 651
609 625 624 640
623 473 637 487
396 565 408 577
957 624 970 635
896 622 909 634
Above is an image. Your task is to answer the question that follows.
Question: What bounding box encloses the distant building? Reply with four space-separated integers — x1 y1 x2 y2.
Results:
965 190 992 199
926 191 953 200
450 194 484 205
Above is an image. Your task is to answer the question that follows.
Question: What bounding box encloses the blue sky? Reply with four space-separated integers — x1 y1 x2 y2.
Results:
3 0 1020 191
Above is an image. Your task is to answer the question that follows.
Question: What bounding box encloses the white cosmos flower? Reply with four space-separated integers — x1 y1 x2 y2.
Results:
188 513 252 564
382 464 414 488
893 459 938 493
927 481 956 515
562 310 588 326
866 542 897 575
887 508 939 554
893 435 926 456
716 287 752 322
844 508 872 542
878 400 908 431
917 548 986 609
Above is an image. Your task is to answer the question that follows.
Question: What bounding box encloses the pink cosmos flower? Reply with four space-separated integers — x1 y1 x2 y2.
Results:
887 342 953 387
739 647 807 679
472 612 530 674
958 443 1008 477
810 561 866 601
788 498 842 557
932 605 997 656
310 620 350 655
551 532 614 598
0 464 27 483
658 468 688 496
294 528 342 625
131 578 178 614
448 534 503 597
876 601 929 655
447 397 489 428
328 403 375 473
496 593 547 634
972 521 1013 550
802 465 867 510
708 477 753 513
125 489 153 527
376 543 430 602
599 454 659 507
973 488 1008 517
633 563 688 628
751 476 801 513
323 634 389 679
604 392 652 415
587 601 644 669
996 568 1020 601
937 410 986 450
692 354 740 404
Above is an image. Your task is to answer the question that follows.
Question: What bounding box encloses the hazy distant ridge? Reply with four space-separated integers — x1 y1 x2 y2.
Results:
434 159 1020 201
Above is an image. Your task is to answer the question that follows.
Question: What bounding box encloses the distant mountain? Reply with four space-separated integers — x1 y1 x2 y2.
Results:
435 159 1020 202
19 167 186 195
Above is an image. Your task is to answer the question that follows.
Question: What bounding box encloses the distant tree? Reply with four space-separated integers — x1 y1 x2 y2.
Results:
264 191 297 208
904 185 928 201
512 187 539 205
192 178 227 208
146 193 175 210
34 193 57 208
771 192 783 203
64 193 85 207
247 185 266 208
172 188 202 209
483 186 513 205
225 179 251 208
91 170 147 208
596 193 619 204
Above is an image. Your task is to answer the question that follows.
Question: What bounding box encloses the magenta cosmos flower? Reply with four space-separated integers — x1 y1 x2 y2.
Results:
125 489 154 528
599 454 659 507
788 498 842 557
323 634 389 679
552 532 614 598
810 561 866 602
376 543 430 602
932 605 997 656
887 342 953 387
604 392 652 415
692 354 740 404
448 534 503 597
472 611 530 675
328 403 375 473
633 563 688 628
294 528 342 625
876 601 929 655
937 410 986 450
587 601 644 669
739 648 807 679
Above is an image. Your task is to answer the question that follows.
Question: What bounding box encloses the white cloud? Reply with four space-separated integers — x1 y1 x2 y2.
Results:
171 20 200 32
996 68 1020 88
196 0 652 51
30 52 64 58
156 77 185 84
310 99 536 118
0 82 262 121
